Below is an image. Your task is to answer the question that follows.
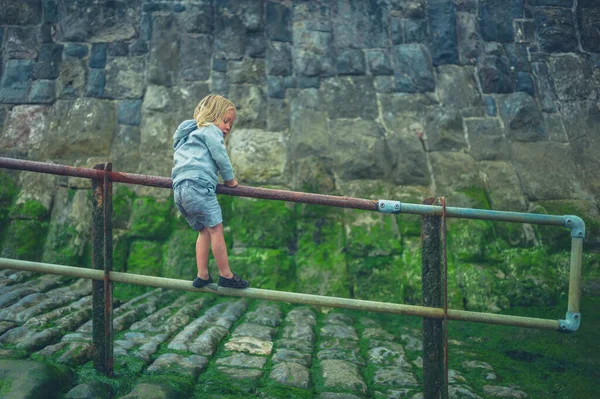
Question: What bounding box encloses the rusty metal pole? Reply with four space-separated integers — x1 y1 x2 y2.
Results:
421 197 447 399
91 163 113 376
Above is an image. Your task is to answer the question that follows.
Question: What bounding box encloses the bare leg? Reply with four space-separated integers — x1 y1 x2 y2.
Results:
195 228 211 279
207 223 233 278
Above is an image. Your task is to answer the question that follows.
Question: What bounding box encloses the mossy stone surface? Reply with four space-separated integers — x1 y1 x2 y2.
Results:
447 219 496 263
127 240 164 276
9 199 49 220
0 171 18 241
229 248 293 290
229 196 296 249
129 197 173 240
0 359 73 399
163 229 198 279
295 217 349 297
1 219 49 261
113 230 130 273
344 210 402 257
112 185 136 229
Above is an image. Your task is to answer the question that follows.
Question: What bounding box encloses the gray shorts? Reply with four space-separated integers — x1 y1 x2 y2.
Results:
174 179 223 231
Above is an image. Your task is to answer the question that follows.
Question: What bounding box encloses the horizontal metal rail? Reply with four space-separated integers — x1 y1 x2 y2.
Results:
0 257 560 331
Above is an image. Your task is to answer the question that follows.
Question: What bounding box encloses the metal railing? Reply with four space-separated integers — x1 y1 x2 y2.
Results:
0 157 585 398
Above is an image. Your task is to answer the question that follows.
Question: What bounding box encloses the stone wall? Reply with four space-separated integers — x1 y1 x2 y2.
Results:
0 0 599 308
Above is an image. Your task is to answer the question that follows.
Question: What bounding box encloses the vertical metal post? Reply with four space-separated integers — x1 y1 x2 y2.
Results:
91 163 113 376
421 197 447 399
568 237 583 314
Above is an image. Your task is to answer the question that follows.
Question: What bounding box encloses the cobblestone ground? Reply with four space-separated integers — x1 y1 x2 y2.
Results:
0 271 530 398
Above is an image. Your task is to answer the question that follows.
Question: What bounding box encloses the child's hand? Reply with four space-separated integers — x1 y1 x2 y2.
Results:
225 179 238 188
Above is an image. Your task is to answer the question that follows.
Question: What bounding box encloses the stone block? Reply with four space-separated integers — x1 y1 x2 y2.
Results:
228 129 287 185
289 90 329 158
504 43 531 72
0 105 50 151
424 107 467 151
332 0 388 49
108 42 128 57
266 2 292 42
429 151 483 195
246 33 266 58
497 92 545 142
533 0 573 5
213 58 227 73
293 21 334 77
578 3 600 53
105 58 145 99
0 60 34 104
229 58 265 85
179 1 213 34
479 0 523 42
374 76 395 93
297 77 320 88
148 15 179 86
267 99 289 131
64 44 87 58
391 17 403 44
531 62 557 113
549 55 595 102
428 0 459 66
140 112 177 154
403 18 429 43
215 12 246 60
267 76 285 99
534 7 578 53
179 34 213 81
228 85 267 129
117 100 142 126
322 77 377 119
270 362 310 389
89 43 107 69
366 50 393 76
86 69 105 98
0 0 42 25
57 59 86 99
28 80 55 104
33 44 63 80
393 44 435 93
465 118 510 161
110 125 141 174
436 65 481 108
515 19 536 43
321 360 367 393
516 72 535 96
335 49 366 75
478 56 514 94
511 142 589 200
483 96 497 116
6 27 40 59
267 41 292 76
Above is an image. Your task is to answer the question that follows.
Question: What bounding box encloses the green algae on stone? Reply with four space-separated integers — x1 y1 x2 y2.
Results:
447 219 497 263
229 196 296 249
0 359 73 399
9 198 49 220
1 219 49 261
228 248 293 290
163 229 198 279
129 196 173 240
295 217 349 298
113 230 130 272
112 185 136 229
127 240 164 276
0 171 18 233
344 210 403 257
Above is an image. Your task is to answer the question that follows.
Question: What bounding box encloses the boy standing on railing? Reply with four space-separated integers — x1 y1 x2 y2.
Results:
171 94 249 289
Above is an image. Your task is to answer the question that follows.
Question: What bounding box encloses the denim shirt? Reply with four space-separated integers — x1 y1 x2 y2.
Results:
171 120 234 189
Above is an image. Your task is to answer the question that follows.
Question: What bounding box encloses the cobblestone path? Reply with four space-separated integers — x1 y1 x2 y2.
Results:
0 271 530 398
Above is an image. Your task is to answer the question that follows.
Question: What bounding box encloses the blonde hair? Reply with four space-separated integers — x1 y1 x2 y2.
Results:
193 94 236 129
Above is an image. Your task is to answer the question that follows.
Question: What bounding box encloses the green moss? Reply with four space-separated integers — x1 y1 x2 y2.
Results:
112 185 135 229
136 374 194 397
447 219 497 263
344 210 402 257
129 197 173 240
163 229 198 279
9 199 49 220
113 232 130 273
457 187 491 210
127 240 164 276
228 248 293 290
258 384 313 399
229 196 296 249
0 378 12 396
42 223 81 266
1 219 49 261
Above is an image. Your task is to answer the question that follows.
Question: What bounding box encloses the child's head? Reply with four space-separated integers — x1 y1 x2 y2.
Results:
194 94 236 137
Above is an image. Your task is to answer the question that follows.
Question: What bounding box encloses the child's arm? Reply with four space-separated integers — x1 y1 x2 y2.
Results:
204 125 235 182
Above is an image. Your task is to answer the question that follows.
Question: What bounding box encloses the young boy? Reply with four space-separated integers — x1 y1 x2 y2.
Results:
172 94 249 289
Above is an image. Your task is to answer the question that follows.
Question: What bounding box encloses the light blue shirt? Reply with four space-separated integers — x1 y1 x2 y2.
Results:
172 120 234 188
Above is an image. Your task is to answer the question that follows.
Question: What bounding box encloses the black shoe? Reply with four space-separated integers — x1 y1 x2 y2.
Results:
192 274 213 288
218 273 249 289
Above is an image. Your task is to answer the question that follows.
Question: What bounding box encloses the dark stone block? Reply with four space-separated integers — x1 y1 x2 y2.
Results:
215 14 246 60
516 72 536 96
0 60 34 103
534 7 578 53
456 12 481 64
28 80 55 104
366 50 393 75
180 34 213 81
428 0 459 66
374 76 395 93
577 5 600 53
5 27 40 59
40 25 54 44
140 13 152 40
42 0 58 24
117 99 142 126
484 42 505 56
478 56 514 94
86 69 105 98
515 19 536 43
483 96 497 116
293 21 335 77
464 118 509 161
64 44 88 58
391 17 403 44
333 0 389 49
322 76 377 119
33 44 63 80
479 0 523 42
142 3 170 12
266 2 292 42
393 44 436 93
89 43 108 69
108 43 129 57
497 92 546 142
504 43 531 72
549 55 594 101
246 33 267 58
268 76 285 99
335 49 366 75
180 2 213 34
297 77 320 89
424 107 467 151
213 58 227 73
284 76 296 89
0 0 42 25
532 0 573 6
267 42 292 76
173 3 185 13
129 40 149 56
404 18 429 43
